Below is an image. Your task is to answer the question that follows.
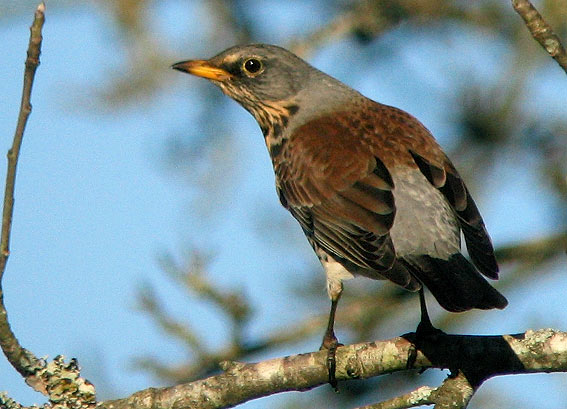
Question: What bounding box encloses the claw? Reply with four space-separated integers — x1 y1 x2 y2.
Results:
320 299 342 391
326 344 339 391
320 335 342 392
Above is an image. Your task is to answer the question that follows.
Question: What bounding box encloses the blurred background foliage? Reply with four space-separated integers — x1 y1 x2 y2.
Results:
1 0 567 408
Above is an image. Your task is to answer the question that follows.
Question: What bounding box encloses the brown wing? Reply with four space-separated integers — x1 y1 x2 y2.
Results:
274 114 408 284
364 103 499 279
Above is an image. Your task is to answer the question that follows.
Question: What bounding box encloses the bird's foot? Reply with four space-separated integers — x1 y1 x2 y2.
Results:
415 317 446 341
415 288 445 341
406 318 447 370
320 332 343 392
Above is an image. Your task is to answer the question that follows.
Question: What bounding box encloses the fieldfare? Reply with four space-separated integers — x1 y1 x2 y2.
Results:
172 44 507 388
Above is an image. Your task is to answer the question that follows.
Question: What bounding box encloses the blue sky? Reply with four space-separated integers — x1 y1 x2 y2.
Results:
0 2 566 408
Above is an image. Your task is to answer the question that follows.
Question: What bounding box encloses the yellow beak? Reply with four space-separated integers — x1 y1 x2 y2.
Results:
171 60 232 81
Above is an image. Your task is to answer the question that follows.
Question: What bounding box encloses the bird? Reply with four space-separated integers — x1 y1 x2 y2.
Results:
172 44 507 388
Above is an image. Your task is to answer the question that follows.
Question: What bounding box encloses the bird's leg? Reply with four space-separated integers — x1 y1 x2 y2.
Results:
407 287 447 370
320 295 343 391
417 287 433 334
322 298 340 348
416 287 445 339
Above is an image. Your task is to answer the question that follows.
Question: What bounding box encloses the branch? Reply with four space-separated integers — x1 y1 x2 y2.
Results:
495 232 567 263
134 252 254 382
0 5 96 406
96 329 567 409
512 0 567 74
354 371 474 409
0 1 46 380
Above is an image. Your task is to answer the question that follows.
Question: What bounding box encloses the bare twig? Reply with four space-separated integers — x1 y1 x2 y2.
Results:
134 252 254 382
495 232 567 262
0 1 46 380
137 284 205 353
289 0 405 57
512 0 567 74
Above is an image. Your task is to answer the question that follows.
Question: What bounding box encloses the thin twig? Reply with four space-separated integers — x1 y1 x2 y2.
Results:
512 0 567 74
495 231 567 262
289 0 396 57
0 2 46 379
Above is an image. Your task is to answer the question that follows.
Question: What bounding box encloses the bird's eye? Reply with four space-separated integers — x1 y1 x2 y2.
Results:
243 58 263 75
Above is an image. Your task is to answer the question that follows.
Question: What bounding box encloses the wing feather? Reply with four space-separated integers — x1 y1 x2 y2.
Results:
275 115 399 276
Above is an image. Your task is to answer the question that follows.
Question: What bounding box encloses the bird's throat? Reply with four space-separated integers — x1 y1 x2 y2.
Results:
252 102 299 159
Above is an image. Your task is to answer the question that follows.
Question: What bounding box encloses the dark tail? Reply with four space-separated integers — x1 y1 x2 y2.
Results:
402 254 508 312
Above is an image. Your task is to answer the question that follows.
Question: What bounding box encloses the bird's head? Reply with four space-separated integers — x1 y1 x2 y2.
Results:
172 44 355 131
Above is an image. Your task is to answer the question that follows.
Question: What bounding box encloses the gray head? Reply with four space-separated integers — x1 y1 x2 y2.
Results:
172 44 358 130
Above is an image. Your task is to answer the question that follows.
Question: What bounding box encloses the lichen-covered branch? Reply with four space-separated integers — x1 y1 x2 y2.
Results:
0 392 33 409
95 329 567 409
512 0 567 74
354 370 474 409
0 1 46 381
355 385 436 409
428 372 475 409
